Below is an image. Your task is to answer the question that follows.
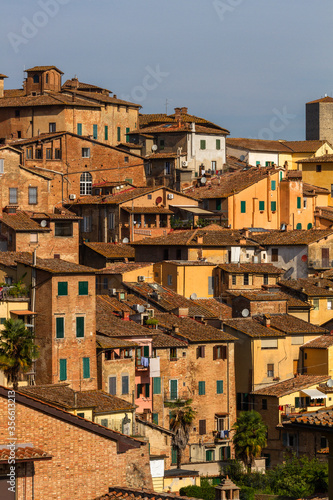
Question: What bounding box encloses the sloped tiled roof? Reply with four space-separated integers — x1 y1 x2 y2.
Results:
96 486 192 500
232 290 310 309
151 332 188 348
1 212 50 232
154 312 236 343
307 96 333 104
218 263 282 274
301 335 333 349
282 140 330 153
26 65 64 73
84 242 135 259
303 182 330 196
96 262 153 275
260 314 327 335
227 138 289 152
0 251 32 267
0 92 100 109
16 256 96 274
192 299 232 319
315 206 333 222
223 318 285 338
97 309 153 337
96 334 139 349
0 446 51 463
285 409 333 428
298 153 333 163
251 374 330 397
62 88 141 107
139 112 229 133
279 278 333 298
250 229 333 246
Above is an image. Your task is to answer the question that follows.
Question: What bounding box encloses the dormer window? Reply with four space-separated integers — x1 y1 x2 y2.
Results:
33 74 39 84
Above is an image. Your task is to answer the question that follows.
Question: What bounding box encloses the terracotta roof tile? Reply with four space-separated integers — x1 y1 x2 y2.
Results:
192 299 232 319
26 65 63 73
0 92 100 109
303 183 330 196
1 212 50 232
0 251 32 267
282 140 330 153
122 206 173 214
218 263 282 274
233 290 310 308
84 242 135 259
315 206 333 222
285 408 333 428
223 317 285 338
307 96 333 104
63 89 141 108
96 486 191 500
96 262 152 275
151 332 188 348
139 112 229 133
16 256 96 274
250 229 333 246
301 335 333 349
297 153 333 163
227 138 290 152
256 313 327 335
0 446 51 463
279 278 333 298
68 187 157 205
251 374 330 397
96 334 139 349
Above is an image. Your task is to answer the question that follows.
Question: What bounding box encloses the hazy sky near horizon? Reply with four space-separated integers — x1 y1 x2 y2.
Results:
1 0 333 140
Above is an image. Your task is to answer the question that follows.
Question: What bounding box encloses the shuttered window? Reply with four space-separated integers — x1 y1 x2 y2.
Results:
171 447 177 464
259 201 265 211
93 124 98 140
153 377 161 394
143 346 149 357
126 127 130 143
77 123 82 135
216 139 221 150
198 381 205 395
199 419 206 435
271 201 276 211
200 140 206 150
104 125 108 140
56 317 64 338
170 380 177 400
117 127 121 141
197 345 205 358
241 201 246 213
58 282 68 296
217 380 223 394
59 359 67 381
208 276 214 295
152 413 158 425
271 180 276 191
297 197 301 209
145 383 150 398
213 345 227 360
82 357 90 379
78 281 88 296
122 375 129 395
109 376 116 395
76 317 84 338
101 418 108 427
296 223 302 230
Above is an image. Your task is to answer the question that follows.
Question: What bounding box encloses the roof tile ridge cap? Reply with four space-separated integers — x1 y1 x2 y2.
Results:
186 228 199 245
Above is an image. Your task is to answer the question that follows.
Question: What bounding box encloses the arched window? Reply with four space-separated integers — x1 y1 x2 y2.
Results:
296 223 302 230
80 172 92 195
33 74 39 84
307 223 313 229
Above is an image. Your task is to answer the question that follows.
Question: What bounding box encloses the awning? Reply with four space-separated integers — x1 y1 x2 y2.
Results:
301 389 327 399
11 310 37 316
171 206 214 215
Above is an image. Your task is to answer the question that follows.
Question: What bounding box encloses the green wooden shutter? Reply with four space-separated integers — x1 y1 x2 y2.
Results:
126 127 130 143
82 357 90 378
241 201 246 213
296 223 302 230
56 317 64 338
76 317 84 338
217 380 223 394
78 281 88 295
93 124 98 140
200 140 206 150
59 359 67 381
101 418 108 427
145 383 150 398
216 139 221 150
216 199 222 211
297 197 301 209
137 383 142 398
153 377 161 394
143 346 149 357
170 380 177 400
271 201 276 211
152 413 158 425
307 223 313 229
58 282 68 296
271 180 276 191
77 123 82 135
198 381 205 395
225 446 231 459
117 127 121 141
171 447 177 464
295 397 300 408
104 125 108 140
259 201 265 211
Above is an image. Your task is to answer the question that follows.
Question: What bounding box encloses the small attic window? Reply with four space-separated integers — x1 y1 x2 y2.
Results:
45 73 49 84
33 74 39 84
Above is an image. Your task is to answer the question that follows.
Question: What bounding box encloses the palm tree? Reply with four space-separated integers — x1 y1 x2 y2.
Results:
0 318 39 390
232 411 267 473
167 399 196 468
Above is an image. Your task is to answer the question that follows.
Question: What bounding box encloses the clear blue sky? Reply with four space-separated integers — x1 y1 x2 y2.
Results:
2 0 333 140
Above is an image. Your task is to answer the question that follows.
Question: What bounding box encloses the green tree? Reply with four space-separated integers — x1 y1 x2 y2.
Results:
232 411 267 473
0 318 39 390
167 399 196 468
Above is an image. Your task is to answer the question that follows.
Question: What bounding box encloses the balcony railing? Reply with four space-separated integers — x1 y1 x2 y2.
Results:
213 430 230 441
164 388 190 403
135 358 149 371
308 260 333 269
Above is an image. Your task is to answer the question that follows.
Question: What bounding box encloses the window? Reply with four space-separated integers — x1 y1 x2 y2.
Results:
262 398 267 410
124 156 129 163
0 159 4 174
216 139 221 150
45 73 49 84
49 122 56 133
122 375 129 394
35 148 42 159
199 419 206 435
101 418 108 427
256 161 260 166
55 148 62 159
15 109 20 117
263 273 268 285
167 274 173 286
164 162 171 175
304 198 307 209
56 317 64 339
197 345 205 358
271 180 276 191
26 148 33 160
206 450 214 462
259 201 265 211
109 376 116 395
241 201 246 213
30 233 38 243
153 377 161 394
46 148 52 159
216 198 222 211
216 380 223 394
328 298 333 310
267 364 274 377
261 338 278 349
313 298 319 311
76 317 84 338
117 127 121 141
232 274 236 285
28 187 37 204
170 348 177 360
271 248 278 262
126 127 130 143
9 188 18 204
145 383 150 398
198 381 206 395
0 318 6 324
170 379 178 400
83 357 90 379
81 215 92 232
291 336 304 345
297 197 301 209
243 273 249 285
316 165 322 172
59 359 67 381
152 413 158 425
171 447 177 465
214 346 227 360
104 125 108 140
220 446 231 460
208 276 214 295
211 161 217 173
108 213 115 229
80 172 92 195
55 222 73 237
58 281 68 296
271 201 276 212
307 223 313 229
79 281 88 296
82 148 90 158
33 74 39 83
77 123 82 135
200 140 206 150
103 277 108 289
296 223 302 230
93 124 98 140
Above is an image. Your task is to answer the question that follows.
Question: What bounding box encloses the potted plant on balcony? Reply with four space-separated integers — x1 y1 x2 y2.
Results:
145 318 159 329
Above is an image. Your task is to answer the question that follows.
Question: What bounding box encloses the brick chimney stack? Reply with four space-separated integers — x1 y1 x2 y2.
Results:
0 74 8 99
174 108 181 120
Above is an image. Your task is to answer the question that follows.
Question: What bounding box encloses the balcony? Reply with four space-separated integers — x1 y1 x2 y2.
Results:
213 430 230 442
164 388 190 404
308 259 333 269
135 358 149 371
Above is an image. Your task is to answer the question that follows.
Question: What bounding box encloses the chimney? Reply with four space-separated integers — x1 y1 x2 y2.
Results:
197 236 203 244
174 108 181 120
172 325 180 334
264 314 271 327
175 307 188 317
191 122 196 132
122 311 130 321
0 74 8 99
181 107 188 115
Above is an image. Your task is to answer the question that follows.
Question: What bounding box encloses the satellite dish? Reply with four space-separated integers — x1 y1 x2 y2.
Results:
122 238 129 244
156 196 163 204
200 177 207 184
327 379 333 387
190 292 197 300
152 145 158 152
240 155 245 161
283 267 294 280
40 220 47 228
280 223 287 231
137 305 145 313
241 308 250 318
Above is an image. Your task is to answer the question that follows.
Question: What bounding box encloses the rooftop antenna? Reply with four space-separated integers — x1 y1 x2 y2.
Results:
165 98 172 115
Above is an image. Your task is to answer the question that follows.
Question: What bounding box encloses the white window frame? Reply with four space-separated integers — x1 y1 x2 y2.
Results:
82 215 92 232
80 172 92 195
82 148 90 158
